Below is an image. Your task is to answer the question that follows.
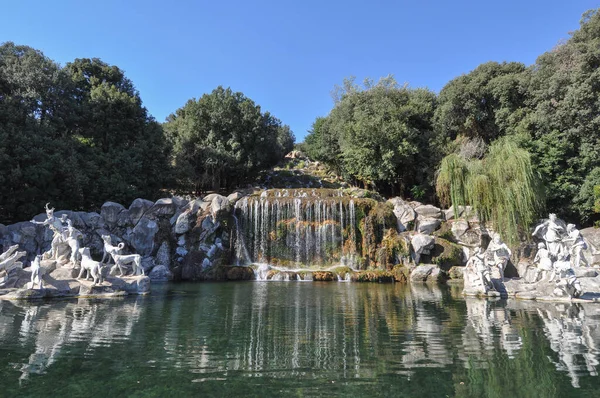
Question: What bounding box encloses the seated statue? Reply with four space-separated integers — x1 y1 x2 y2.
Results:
552 254 583 298
0 245 26 274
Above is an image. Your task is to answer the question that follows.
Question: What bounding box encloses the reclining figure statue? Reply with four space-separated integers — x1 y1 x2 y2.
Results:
0 245 26 274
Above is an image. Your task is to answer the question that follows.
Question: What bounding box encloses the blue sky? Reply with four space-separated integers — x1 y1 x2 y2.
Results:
1 1 597 141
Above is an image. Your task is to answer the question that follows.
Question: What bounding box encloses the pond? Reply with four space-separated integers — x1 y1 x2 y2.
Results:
1 282 599 397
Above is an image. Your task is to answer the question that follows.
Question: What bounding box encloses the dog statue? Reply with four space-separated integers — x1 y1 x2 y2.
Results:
29 255 44 289
77 247 104 286
101 234 122 264
101 235 144 277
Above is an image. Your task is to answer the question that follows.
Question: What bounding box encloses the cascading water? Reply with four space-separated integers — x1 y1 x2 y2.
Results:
234 189 359 268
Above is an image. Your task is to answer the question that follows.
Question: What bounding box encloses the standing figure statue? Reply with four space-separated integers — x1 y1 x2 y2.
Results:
532 242 554 282
30 203 82 265
466 246 495 292
532 213 567 259
565 224 589 268
486 233 512 281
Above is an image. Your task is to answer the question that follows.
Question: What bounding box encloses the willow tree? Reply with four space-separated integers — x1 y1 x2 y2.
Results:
436 137 544 245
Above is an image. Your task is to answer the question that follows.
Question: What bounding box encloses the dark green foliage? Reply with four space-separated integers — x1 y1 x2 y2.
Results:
434 61 530 144
164 86 294 193
0 43 170 223
524 10 600 221
304 76 438 199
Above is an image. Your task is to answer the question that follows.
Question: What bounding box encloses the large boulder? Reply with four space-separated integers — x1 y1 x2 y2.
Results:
443 205 477 221
131 217 159 256
581 227 600 266
414 204 442 220
410 264 442 283
128 198 154 225
146 198 177 218
211 195 231 220
227 191 245 204
101 202 125 228
410 233 435 264
149 264 173 281
174 211 193 234
387 197 417 232
416 219 441 235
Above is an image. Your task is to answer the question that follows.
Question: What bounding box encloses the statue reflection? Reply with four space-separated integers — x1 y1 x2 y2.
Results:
535 302 600 388
462 298 522 360
5 298 143 383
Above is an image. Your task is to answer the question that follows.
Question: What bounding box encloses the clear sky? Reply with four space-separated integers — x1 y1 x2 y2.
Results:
1 1 597 141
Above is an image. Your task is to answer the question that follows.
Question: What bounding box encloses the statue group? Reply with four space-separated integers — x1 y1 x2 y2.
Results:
0 203 144 290
464 213 587 298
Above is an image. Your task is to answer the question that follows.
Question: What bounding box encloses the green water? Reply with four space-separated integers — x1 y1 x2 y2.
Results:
1 282 599 397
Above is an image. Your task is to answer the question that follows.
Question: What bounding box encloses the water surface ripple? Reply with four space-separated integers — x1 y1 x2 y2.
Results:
0 282 599 397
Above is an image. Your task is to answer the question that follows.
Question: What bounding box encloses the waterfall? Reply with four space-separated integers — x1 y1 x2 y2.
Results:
234 190 358 267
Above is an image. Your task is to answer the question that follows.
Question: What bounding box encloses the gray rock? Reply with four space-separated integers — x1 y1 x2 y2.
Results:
116 209 131 227
451 220 470 241
155 241 171 268
149 264 173 281
172 196 189 209
414 204 442 220
199 201 211 212
387 197 417 232
141 256 155 273
101 202 125 228
227 191 244 203
410 264 440 282
211 195 230 219
581 227 600 266
410 233 435 264
574 267 598 278
81 212 106 230
131 217 158 256
416 218 441 234
174 211 192 234
203 193 221 202
146 198 177 218
128 198 154 225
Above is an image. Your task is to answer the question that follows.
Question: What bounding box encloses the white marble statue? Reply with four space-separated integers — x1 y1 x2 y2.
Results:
532 242 554 282
29 255 44 289
30 204 82 264
101 235 144 277
467 246 494 292
0 245 26 274
565 224 589 268
77 247 104 286
552 254 582 298
63 218 83 265
485 233 512 281
532 213 567 259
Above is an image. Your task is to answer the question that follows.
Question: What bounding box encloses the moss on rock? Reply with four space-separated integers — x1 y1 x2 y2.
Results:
430 237 464 270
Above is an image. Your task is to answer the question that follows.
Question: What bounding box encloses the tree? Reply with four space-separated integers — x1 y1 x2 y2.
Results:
304 76 438 198
436 137 544 245
524 9 600 222
0 43 170 223
164 86 294 193
434 61 529 145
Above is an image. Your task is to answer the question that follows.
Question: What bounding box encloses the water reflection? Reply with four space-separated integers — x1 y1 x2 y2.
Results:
0 283 600 396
